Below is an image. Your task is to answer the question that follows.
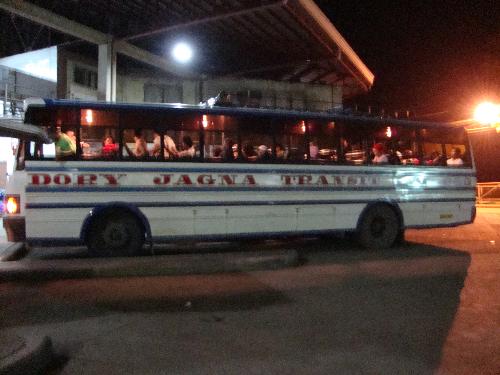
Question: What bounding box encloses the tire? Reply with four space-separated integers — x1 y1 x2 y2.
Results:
356 205 400 250
87 211 145 257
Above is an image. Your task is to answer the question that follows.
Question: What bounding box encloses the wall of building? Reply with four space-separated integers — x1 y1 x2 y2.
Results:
58 51 343 111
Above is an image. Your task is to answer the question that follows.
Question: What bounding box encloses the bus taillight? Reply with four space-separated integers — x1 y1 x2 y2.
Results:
6 195 20 214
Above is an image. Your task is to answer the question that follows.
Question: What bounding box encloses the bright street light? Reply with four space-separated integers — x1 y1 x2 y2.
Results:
474 101 500 125
171 42 193 64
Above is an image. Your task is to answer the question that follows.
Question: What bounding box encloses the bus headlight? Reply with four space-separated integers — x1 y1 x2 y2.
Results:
5 195 20 214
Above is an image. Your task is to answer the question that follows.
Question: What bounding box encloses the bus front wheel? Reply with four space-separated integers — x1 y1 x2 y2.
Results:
87 211 145 257
356 205 400 250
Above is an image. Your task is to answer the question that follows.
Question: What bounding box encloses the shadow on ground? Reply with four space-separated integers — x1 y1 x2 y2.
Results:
2 239 471 374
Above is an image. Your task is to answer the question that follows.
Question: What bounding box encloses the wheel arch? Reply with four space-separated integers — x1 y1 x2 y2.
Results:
80 202 152 246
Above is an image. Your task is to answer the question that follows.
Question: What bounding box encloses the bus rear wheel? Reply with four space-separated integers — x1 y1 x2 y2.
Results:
356 205 400 250
87 212 144 257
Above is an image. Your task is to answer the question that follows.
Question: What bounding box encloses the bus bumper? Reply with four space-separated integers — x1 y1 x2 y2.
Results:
3 216 26 242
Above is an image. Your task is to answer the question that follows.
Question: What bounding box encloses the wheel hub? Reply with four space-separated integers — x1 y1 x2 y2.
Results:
102 222 128 248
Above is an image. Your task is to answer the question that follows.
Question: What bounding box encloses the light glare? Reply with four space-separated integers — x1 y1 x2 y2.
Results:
6 197 18 214
474 102 500 125
172 42 193 63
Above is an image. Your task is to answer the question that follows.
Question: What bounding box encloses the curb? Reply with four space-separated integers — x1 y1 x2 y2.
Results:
0 334 53 375
0 249 300 282
0 243 27 262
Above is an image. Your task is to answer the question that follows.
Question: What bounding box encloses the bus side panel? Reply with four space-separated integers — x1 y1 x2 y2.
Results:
26 207 88 240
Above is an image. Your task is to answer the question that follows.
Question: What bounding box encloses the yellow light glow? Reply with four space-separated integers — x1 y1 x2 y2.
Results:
202 114 208 128
6 197 18 214
474 102 500 125
385 126 392 138
301 121 306 133
85 109 93 124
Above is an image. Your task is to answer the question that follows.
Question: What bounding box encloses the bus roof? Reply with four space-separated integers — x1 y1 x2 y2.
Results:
29 98 459 129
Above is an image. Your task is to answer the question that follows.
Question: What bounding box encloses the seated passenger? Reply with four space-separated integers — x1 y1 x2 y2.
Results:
152 131 179 159
309 141 319 159
242 143 257 162
222 138 235 162
425 151 442 166
54 127 76 160
133 129 148 158
275 144 286 160
67 129 89 150
178 135 195 158
102 136 118 157
372 143 388 164
447 147 464 166
257 145 271 162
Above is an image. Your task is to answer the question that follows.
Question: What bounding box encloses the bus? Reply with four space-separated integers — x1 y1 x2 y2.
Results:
2 99 476 256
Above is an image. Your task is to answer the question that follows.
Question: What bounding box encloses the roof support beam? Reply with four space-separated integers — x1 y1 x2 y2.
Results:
0 0 109 45
122 0 288 41
0 0 189 77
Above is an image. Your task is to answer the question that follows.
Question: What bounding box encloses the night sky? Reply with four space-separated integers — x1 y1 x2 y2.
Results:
317 0 500 122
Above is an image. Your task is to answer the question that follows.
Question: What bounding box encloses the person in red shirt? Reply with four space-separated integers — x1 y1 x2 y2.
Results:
102 136 118 157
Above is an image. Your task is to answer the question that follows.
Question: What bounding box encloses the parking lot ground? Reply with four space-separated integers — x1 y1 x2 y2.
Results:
0 208 498 374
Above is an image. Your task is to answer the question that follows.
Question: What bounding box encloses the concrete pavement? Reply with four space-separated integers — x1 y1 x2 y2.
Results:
0 209 499 374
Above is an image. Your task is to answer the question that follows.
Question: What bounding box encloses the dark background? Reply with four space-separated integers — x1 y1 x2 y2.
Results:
317 0 500 181
317 0 500 122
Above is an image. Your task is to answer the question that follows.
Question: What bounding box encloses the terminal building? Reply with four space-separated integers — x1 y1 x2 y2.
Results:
0 0 373 111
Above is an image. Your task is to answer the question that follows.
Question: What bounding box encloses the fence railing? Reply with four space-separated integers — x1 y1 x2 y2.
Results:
476 182 500 204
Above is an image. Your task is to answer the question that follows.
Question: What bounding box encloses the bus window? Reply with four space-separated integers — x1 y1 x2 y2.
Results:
376 125 418 166
80 109 118 160
308 120 339 164
203 114 238 162
420 127 470 167
157 114 200 161
341 122 369 165
274 119 307 163
239 116 273 163
122 128 154 160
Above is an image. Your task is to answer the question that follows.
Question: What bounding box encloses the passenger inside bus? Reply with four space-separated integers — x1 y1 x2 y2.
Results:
132 129 147 159
66 129 90 151
54 128 76 160
257 145 271 162
372 143 389 164
102 136 118 157
447 147 464 166
242 144 257 162
152 130 179 159
309 141 319 159
178 135 195 158
275 143 286 160
425 151 446 166
222 138 236 162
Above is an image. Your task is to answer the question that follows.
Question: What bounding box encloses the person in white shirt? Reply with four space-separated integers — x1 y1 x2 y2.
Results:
372 143 388 164
447 147 464 166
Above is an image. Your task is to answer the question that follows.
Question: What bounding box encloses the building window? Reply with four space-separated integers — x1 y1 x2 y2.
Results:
73 66 97 89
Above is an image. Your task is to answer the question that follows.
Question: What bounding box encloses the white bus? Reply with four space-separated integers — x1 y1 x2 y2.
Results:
2 99 476 256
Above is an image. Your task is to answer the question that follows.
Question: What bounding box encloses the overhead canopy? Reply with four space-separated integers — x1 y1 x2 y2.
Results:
0 0 374 97
0 117 51 143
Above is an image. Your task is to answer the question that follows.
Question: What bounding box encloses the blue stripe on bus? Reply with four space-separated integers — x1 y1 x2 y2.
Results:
25 197 476 210
24 165 476 177
25 185 475 193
